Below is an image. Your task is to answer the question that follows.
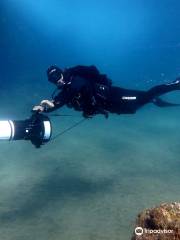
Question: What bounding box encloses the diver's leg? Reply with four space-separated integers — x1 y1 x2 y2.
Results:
108 79 180 114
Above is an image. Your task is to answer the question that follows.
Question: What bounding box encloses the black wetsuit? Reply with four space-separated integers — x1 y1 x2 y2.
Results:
47 65 180 117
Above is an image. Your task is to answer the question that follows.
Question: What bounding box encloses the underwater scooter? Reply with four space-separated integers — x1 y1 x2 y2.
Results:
0 112 52 148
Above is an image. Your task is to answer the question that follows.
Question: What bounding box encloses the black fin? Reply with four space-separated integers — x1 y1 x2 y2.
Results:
153 97 180 107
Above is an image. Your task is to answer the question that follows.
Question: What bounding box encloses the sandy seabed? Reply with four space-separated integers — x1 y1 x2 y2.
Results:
0 82 179 240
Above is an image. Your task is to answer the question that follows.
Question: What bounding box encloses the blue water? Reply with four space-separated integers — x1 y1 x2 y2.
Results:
0 1 180 239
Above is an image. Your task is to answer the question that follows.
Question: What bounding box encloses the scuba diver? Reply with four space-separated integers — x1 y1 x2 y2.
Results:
33 65 180 118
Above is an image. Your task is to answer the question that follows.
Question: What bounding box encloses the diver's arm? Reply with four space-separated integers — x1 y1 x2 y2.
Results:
42 100 63 112
32 100 65 113
32 92 66 113
43 94 66 112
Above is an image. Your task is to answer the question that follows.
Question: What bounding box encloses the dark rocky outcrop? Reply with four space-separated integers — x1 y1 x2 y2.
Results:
131 202 180 240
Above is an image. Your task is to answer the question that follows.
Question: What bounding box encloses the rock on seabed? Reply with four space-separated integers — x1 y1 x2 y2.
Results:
131 202 180 240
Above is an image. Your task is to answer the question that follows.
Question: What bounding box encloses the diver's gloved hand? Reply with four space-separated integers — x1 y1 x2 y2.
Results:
40 100 55 108
32 100 55 113
32 105 44 112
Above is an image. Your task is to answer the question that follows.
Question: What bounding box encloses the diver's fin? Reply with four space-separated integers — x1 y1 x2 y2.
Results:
153 97 180 107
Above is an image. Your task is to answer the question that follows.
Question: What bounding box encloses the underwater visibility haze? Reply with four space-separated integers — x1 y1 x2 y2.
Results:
0 0 180 239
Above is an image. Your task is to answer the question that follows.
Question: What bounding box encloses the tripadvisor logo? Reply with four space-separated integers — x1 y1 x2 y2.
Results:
135 227 143 236
135 227 174 236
